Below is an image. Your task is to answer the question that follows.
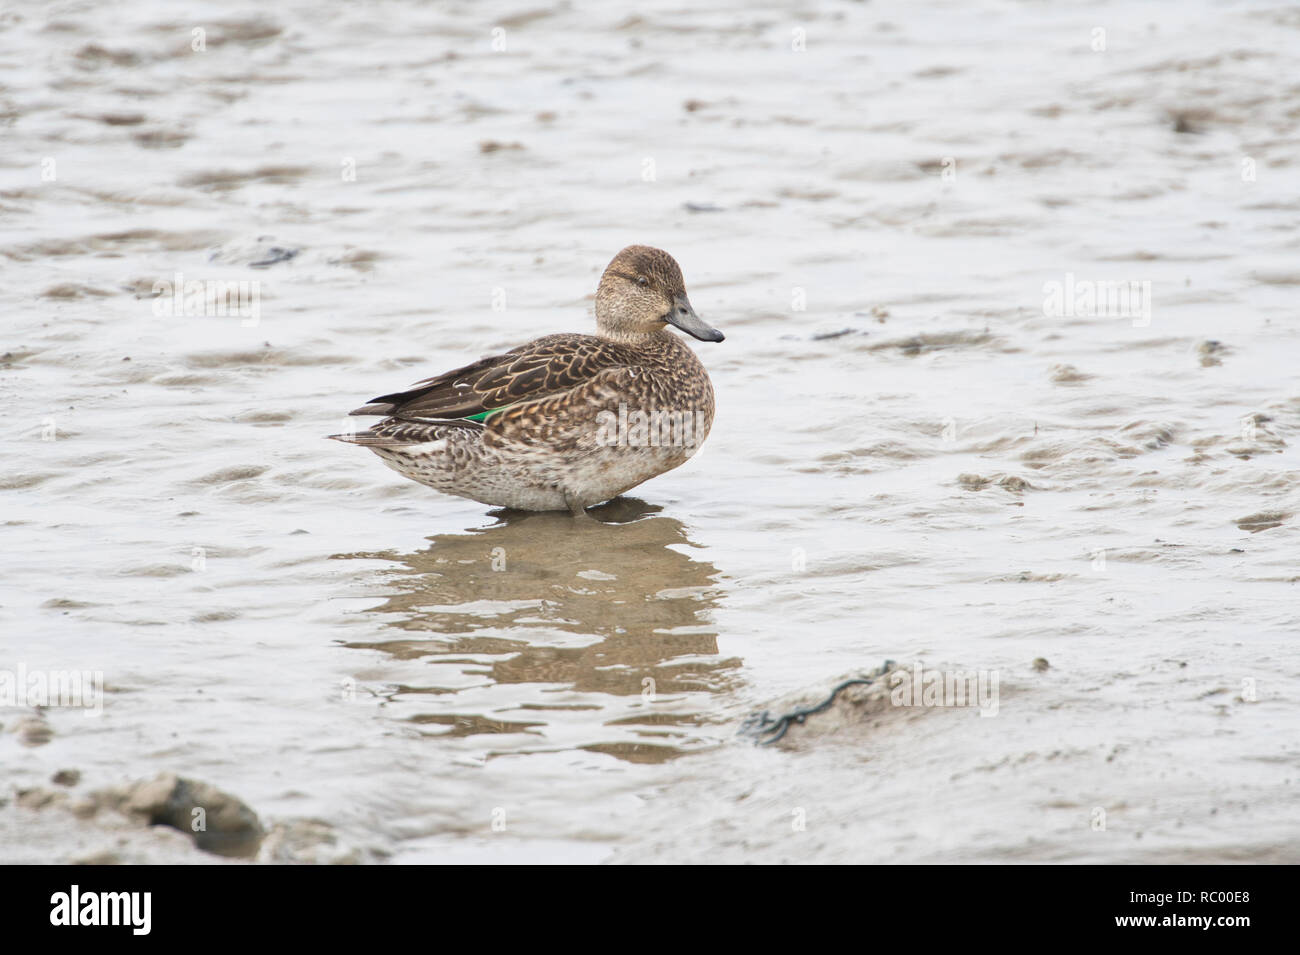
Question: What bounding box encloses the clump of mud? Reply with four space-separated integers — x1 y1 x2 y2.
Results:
8 771 365 864
105 773 266 858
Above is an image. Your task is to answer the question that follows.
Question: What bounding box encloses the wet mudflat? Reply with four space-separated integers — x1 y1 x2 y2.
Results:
2 0 1297 862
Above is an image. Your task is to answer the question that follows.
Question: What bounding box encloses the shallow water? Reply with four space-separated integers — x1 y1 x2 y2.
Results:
2 0 1298 863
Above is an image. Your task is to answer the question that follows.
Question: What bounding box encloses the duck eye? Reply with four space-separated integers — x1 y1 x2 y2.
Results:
636 275 649 287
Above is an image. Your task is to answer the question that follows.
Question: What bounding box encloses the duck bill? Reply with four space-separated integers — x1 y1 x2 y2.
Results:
666 294 725 342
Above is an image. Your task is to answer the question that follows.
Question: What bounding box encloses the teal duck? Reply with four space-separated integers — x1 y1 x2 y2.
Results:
331 246 724 513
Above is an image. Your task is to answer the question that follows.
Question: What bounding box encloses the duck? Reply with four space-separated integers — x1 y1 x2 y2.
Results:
330 245 725 514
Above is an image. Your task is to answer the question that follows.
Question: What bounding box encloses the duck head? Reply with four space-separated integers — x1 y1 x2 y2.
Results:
594 245 725 343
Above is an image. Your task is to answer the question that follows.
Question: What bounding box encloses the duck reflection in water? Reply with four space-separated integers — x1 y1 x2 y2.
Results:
338 498 736 763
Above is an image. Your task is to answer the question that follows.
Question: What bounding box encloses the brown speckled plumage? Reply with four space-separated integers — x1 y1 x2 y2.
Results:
330 246 724 513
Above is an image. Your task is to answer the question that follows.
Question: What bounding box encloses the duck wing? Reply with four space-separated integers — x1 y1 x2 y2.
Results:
348 333 635 421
